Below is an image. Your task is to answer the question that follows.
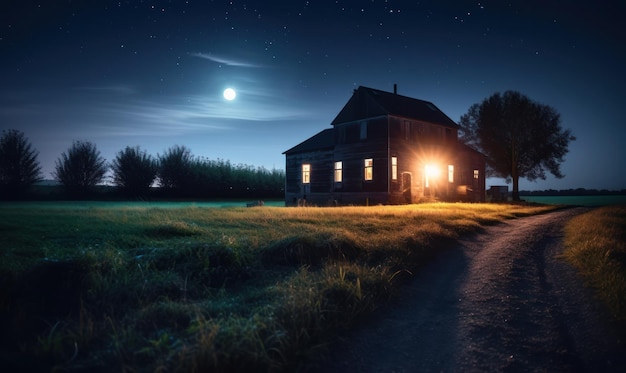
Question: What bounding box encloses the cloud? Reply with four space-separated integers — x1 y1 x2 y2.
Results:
188 52 262 68
100 93 311 126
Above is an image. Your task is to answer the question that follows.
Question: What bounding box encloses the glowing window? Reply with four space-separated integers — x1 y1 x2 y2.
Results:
448 165 454 183
473 169 479 179
364 158 373 181
391 157 398 181
302 164 311 184
334 161 343 182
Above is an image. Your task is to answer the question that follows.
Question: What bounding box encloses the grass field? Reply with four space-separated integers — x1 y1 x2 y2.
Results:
562 205 626 326
522 195 626 206
1 202 558 371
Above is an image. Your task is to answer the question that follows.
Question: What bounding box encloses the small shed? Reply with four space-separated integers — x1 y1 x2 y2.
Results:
488 186 509 202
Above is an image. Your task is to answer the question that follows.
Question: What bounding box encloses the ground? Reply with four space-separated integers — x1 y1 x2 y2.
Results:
310 207 626 372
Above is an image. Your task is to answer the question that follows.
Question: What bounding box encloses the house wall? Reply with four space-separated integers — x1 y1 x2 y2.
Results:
387 116 459 203
454 148 486 202
284 148 334 206
332 117 389 203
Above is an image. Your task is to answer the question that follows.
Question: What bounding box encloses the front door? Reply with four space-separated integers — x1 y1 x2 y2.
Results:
402 172 412 203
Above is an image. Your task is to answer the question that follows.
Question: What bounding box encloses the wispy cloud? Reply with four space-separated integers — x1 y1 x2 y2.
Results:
188 52 262 68
95 92 313 130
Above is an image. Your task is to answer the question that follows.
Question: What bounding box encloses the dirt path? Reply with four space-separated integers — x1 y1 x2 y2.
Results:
310 207 626 372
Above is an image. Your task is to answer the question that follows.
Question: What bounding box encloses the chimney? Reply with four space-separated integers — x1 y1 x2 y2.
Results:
394 83 397 95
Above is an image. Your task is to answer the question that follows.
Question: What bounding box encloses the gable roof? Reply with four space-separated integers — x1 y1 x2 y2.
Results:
283 128 334 155
331 86 458 128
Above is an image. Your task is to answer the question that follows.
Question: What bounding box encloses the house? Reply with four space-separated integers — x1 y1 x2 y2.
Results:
283 86 486 206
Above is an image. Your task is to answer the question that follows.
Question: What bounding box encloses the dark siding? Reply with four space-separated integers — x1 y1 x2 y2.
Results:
334 137 388 194
284 148 334 205
454 147 486 202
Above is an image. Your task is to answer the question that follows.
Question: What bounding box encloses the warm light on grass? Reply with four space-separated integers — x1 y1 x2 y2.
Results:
562 205 626 322
0 202 557 371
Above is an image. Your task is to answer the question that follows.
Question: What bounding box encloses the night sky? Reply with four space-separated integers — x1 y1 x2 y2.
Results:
1 1 624 191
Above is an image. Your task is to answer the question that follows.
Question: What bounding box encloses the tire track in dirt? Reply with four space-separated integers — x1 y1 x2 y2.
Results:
311 207 626 372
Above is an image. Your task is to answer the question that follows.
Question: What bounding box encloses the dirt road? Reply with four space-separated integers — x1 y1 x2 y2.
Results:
312 207 626 372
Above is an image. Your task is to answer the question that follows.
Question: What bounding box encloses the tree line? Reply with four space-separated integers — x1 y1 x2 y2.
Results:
0 129 284 200
519 188 626 196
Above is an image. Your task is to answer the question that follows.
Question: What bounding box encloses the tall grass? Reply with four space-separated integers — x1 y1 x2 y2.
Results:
0 202 555 371
562 205 626 324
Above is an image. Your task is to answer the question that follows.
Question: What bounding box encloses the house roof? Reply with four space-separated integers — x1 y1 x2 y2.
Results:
283 128 334 154
457 141 486 158
331 86 458 128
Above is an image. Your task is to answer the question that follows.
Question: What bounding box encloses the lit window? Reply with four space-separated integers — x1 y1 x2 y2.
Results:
364 158 373 181
448 165 454 183
391 157 398 181
302 164 311 184
334 161 343 182
473 169 479 179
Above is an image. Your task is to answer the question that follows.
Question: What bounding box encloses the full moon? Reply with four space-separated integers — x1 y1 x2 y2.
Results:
223 88 236 101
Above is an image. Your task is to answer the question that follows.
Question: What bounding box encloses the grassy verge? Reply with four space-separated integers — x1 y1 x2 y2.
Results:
0 203 555 372
562 205 626 325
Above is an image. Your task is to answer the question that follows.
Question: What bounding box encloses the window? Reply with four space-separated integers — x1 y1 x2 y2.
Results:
364 158 373 181
302 164 311 184
391 157 398 181
334 161 343 183
473 169 479 179
360 121 367 140
448 165 454 183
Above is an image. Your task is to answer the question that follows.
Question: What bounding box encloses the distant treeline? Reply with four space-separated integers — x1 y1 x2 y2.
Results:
155 158 285 199
519 188 626 196
1 128 285 201
26 159 285 201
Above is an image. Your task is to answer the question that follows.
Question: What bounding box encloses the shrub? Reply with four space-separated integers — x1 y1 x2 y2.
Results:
53 141 107 196
156 145 193 193
111 146 157 197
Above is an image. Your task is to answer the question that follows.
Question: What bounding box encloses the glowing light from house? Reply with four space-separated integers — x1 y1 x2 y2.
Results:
364 158 373 181
302 164 311 184
334 161 342 182
425 164 440 188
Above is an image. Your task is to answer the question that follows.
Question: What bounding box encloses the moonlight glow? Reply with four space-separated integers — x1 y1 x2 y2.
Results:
223 88 236 101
